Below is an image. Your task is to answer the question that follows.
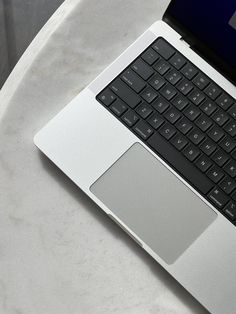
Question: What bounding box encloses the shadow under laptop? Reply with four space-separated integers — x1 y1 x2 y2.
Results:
39 151 208 314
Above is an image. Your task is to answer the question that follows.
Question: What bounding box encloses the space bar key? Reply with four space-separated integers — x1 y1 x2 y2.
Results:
147 133 214 195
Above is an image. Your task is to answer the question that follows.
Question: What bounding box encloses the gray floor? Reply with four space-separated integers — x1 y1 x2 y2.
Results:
0 0 64 88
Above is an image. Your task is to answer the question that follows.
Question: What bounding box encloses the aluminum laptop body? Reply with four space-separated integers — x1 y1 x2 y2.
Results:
34 2 236 313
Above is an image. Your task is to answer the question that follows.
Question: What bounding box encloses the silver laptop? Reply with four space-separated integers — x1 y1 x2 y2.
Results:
34 1 236 313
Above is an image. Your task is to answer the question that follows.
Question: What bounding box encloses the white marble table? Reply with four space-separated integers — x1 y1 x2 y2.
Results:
0 1 209 313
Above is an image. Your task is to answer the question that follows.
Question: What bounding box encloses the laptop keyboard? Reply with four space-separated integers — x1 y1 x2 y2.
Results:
96 37 236 226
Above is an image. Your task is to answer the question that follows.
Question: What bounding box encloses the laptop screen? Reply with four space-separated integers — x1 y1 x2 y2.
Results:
164 1 236 84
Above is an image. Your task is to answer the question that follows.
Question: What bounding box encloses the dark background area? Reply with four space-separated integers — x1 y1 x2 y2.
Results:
167 1 236 66
0 0 64 88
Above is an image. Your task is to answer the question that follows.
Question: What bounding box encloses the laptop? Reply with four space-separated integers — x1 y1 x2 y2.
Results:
34 1 236 313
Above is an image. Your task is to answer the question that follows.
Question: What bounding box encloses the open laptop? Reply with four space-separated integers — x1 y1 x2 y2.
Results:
34 1 236 313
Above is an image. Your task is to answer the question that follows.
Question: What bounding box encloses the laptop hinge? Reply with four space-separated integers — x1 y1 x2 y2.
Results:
180 37 190 48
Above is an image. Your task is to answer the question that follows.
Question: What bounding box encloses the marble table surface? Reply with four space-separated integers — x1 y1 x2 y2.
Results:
0 0 209 313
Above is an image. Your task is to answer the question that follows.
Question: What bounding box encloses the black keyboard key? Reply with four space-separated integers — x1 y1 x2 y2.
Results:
195 115 212 131
224 120 236 137
212 110 229 126
164 107 181 124
228 104 236 119
147 113 164 130
188 89 205 106
183 104 201 121
160 84 177 100
208 126 224 142
169 53 186 70
172 94 189 111
135 103 153 119
224 202 236 221
212 149 229 167
219 177 236 195
208 188 229 209
131 59 154 80
181 63 198 80
154 59 171 75
183 144 200 162
159 123 176 140
200 99 217 116
121 69 146 93
110 99 128 116
216 93 234 110
177 79 194 95
98 89 116 106
149 74 165 90
122 110 139 127
219 136 236 153
195 155 212 172
204 83 222 100
165 69 182 85
152 97 169 113
110 79 141 108
224 160 236 178
199 139 216 156
188 128 205 145
141 48 159 65
148 132 214 194
133 121 153 140
176 117 193 134
141 87 158 103
192 73 210 90
207 166 224 183
170 133 188 151
152 38 175 60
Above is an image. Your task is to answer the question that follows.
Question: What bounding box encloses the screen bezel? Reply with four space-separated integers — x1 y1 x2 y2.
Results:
163 1 236 85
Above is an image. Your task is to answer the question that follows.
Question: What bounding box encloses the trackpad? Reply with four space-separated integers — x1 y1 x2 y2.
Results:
90 143 217 264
